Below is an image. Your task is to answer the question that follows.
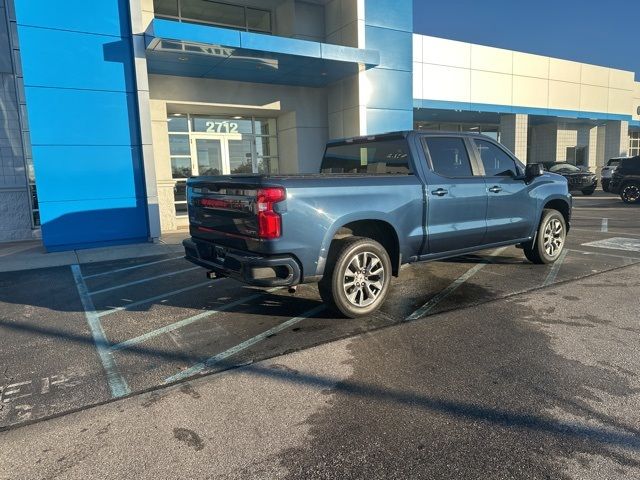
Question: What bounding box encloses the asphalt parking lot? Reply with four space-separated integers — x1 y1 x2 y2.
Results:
0 193 639 431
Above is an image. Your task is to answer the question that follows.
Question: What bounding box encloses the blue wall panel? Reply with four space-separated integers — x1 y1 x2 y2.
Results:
15 0 148 251
18 26 135 92
364 0 413 134
32 146 144 202
25 87 140 146
13 0 131 37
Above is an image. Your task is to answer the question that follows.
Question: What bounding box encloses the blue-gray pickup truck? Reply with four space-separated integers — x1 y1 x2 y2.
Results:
183 131 571 317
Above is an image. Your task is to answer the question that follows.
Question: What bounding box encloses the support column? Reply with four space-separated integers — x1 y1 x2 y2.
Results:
500 114 528 163
604 120 629 161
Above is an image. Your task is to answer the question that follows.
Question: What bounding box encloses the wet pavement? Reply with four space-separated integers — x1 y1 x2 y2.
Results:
0 194 638 430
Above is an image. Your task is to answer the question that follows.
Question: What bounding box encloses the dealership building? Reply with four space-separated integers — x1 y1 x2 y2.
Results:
1 0 639 251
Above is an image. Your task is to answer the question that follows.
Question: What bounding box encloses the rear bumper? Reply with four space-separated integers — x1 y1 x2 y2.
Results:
183 238 301 287
568 178 597 191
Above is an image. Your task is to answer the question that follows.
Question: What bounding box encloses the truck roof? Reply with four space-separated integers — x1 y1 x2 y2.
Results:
327 130 486 146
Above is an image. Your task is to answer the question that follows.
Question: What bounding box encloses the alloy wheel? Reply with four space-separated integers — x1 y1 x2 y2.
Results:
622 185 640 203
543 218 564 257
342 251 385 307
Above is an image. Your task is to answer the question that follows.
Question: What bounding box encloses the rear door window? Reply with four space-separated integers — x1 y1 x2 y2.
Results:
423 137 473 177
321 140 412 174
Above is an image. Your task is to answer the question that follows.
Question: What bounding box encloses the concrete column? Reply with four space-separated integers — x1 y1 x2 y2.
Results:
588 126 598 169
500 114 528 163
604 120 629 161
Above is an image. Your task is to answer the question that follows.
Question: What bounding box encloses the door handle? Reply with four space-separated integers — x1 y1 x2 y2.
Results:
431 188 448 196
488 186 502 193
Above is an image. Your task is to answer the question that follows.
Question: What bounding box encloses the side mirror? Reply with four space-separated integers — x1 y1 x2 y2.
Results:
524 163 544 182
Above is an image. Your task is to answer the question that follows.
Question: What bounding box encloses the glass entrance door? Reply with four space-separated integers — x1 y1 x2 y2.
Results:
194 138 224 175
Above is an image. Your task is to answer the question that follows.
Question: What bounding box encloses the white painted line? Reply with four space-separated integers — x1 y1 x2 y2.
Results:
82 256 185 279
581 237 640 252
543 249 569 286
88 267 199 296
601 218 609 233
405 247 507 321
571 228 640 238
110 288 280 352
96 280 214 318
70 265 130 398
164 304 325 384
567 248 640 261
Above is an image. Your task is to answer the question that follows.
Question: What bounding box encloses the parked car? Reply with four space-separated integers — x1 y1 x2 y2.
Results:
601 157 628 192
183 131 572 318
609 155 640 203
542 162 597 195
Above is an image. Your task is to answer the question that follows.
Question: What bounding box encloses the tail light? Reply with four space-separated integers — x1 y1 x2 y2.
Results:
256 187 286 239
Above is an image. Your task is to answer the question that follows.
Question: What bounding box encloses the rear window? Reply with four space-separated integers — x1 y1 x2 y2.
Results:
607 159 622 167
620 156 640 169
321 140 412 174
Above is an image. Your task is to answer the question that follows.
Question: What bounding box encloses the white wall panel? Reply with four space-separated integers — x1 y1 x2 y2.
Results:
513 76 548 109
422 64 470 102
608 88 633 115
581 63 609 87
548 80 580 111
421 36 470 68
471 44 512 74
470 70 511 105
549 58 581 83
580 84 609 113
513 52 549 79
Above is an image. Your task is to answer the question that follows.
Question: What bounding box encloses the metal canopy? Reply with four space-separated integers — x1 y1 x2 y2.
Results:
146 19 380 87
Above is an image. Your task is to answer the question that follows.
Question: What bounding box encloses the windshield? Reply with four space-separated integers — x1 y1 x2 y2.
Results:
547 163 582 174
321 139 412 174
607 159 621 167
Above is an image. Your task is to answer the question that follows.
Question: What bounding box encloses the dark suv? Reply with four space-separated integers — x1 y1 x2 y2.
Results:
609 156 640 203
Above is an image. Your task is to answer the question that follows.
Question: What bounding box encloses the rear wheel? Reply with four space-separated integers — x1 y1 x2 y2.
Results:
523 209 567 264
620 182 640 204
318 237 392 318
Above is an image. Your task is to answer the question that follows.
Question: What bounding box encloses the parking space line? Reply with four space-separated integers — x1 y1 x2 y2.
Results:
88 267 200 296
70 265 130 398
567 248 640 261
570 228 640 238
405 247 507 321
543 249 568 286
96 280 215 318
82 256 185 279
601 218 609 232
163 304 325 384
109 288 280 352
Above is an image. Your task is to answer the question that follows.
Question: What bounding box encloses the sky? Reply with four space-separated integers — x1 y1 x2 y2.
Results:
413 0 639 79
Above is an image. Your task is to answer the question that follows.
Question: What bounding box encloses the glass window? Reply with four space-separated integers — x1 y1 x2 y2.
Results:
474 139 518 177
255 118 276 135
257 157 278 174
168 115 189 132
171 157 192 178
174 180 188 216
169 134 190 155
154 0 179 17
424 137 473 177
228 138 253 174
255 136 277 157
247 7 271 32
545 163 581 173
181 0 244 27
321 140 412 174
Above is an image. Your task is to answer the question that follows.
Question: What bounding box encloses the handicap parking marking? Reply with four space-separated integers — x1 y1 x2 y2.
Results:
581 237 640 253
88 267 200 296
70 265 130 399
82 256 186 280
164 304 326 384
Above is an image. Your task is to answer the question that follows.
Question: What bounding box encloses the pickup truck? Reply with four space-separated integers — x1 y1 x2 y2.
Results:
183 131 572 318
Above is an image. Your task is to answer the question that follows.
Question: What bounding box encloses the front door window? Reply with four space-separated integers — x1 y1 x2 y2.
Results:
168 114 279 217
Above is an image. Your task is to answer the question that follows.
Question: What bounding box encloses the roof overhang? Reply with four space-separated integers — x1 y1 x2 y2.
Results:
145 19 380 87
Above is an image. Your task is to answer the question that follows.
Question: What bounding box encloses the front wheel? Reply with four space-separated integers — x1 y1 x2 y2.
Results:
318 237 392 318
581 187 595 196
620 182 640 204
523 209 567 264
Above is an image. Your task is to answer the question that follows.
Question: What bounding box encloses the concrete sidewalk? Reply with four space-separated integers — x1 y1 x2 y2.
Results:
0 232 188 273
1 263 638 480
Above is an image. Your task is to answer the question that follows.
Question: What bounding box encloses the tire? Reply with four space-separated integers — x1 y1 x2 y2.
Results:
318 236 392 318
620 182 640 204
523 209 567 265
581 187 595 196
602 180 610 193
